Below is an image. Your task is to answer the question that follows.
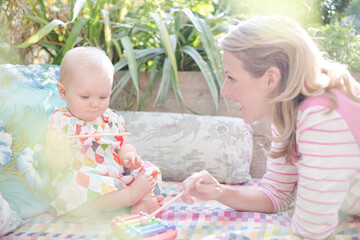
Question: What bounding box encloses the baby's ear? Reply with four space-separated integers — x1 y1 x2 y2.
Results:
57 82 66 100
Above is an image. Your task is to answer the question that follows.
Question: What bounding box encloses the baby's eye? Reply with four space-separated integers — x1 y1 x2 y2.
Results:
81 96 89 99
100 96 108 100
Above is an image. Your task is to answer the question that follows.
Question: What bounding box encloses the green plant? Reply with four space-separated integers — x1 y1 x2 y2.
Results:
345 0 360 33
113 5 232 113
308 22 360 72
220 0 324 27
320 0 352 24
1 0 233 114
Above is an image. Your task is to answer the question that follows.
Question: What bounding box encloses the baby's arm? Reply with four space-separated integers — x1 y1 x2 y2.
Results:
45 128 71 170
117 136 143 170
66 168 155 217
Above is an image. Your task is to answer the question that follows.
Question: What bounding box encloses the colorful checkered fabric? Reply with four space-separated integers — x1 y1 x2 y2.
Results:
3 179 360 240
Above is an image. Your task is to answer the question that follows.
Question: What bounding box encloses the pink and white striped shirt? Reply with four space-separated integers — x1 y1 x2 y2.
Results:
260 89 360 239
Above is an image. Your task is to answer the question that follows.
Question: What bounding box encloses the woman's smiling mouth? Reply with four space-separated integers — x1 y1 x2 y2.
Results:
239 103 244 111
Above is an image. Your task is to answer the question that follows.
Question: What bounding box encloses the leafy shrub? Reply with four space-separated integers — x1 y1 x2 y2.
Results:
308 22 360 72
1 0 234 113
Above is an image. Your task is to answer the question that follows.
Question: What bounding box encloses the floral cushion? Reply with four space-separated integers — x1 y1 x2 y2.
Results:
0 192 24 235
0 64 66 218
119 111 253 184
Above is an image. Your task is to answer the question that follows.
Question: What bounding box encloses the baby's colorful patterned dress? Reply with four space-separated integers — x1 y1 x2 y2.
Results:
47 108 161 216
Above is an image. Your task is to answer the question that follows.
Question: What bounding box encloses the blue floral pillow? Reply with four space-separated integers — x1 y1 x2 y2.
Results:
0 64 66 218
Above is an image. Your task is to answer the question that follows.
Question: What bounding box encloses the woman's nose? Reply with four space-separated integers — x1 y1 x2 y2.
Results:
220 80 231 98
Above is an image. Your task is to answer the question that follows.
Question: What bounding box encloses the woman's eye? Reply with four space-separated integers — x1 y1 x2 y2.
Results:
226 76 235 81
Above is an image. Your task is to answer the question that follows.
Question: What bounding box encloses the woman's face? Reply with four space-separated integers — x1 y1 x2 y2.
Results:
221 50 272 123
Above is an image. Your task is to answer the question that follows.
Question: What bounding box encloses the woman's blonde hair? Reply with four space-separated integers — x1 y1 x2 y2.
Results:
59 46 114 84
219 15 360 163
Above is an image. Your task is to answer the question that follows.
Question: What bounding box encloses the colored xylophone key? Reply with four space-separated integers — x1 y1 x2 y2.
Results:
111 212 177 240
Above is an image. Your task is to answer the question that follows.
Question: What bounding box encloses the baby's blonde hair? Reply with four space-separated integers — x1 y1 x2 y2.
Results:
219 15 360 162
59 46 114 84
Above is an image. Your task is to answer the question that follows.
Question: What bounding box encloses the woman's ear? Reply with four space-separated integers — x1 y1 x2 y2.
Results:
57 82 66 100
265 66 281 91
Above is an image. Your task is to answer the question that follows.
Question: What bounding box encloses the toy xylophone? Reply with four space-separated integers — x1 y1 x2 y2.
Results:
111 182 200 239
111 212 177 240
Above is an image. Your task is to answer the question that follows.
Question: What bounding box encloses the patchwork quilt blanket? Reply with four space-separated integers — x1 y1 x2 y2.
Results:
2 179 360 240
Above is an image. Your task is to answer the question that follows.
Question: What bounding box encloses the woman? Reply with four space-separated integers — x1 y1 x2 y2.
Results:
181 15 360 239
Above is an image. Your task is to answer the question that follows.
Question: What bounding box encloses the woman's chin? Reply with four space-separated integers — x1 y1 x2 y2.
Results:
242 114 261 124
243 118 253 124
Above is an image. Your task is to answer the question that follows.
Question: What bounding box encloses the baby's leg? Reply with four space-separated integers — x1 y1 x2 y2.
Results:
142 160 162 196
130 161 164 214
131 195 164 214
128 168 156 202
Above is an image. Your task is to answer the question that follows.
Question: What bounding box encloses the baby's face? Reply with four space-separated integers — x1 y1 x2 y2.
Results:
60 65 113 123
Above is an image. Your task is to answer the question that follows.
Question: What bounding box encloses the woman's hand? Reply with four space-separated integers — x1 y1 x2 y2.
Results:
181 170 223 204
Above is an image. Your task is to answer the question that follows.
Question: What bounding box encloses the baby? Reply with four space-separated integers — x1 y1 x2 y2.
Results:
45 46 163 217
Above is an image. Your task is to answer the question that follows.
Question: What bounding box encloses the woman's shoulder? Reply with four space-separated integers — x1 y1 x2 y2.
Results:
298 92 330 114
296 90 360 145
297 89 360 127
299 89 360 114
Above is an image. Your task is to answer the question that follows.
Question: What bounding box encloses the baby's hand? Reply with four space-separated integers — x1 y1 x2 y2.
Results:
122 152 143 170
47 128 69 150
45 128 71 169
